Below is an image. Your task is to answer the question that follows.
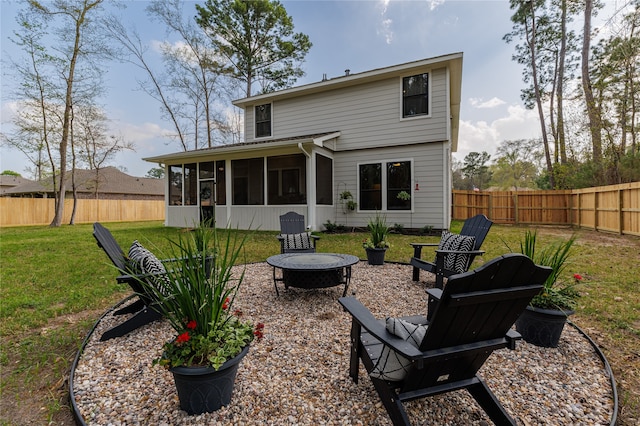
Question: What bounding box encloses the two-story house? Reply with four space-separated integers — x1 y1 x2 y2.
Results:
144 53 462 231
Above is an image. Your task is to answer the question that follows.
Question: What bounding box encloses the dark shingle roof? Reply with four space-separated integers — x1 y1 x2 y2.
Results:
3 167 163 196
0 175 34 194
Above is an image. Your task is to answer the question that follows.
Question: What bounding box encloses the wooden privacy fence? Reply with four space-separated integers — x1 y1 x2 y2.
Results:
0 198 164 227
453 181 640 237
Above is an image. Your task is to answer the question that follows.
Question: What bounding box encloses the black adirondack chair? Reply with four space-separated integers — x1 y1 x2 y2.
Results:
276 211 319 253
93 222 163 341
339 254 551 426
410 214 493 289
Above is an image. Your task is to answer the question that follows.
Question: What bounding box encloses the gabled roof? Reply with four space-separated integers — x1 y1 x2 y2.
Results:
144 53 463 165
0 175 34 194
233 52 462 109
233 53 463 151
3 167 163 196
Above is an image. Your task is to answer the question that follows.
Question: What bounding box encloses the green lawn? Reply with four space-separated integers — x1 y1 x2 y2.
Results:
1 221 638 425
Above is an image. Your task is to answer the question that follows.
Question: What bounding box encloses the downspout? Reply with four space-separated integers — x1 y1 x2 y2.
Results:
298 143 315 230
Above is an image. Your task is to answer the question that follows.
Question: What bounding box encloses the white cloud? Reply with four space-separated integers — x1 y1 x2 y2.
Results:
428 0 446 11
112 121 175 150
377 0 393 44
469 97 506 109
455 104 541 161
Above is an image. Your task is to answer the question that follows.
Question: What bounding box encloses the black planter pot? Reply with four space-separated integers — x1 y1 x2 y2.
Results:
365 248 387 265
170 345 249 415
515 306 575 348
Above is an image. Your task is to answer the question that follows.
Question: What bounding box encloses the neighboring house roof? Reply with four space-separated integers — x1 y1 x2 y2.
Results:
3 167 164 196
0 175 34 195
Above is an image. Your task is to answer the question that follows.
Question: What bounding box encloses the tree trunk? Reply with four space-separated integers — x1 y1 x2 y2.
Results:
581 0 603 182
557 0 567 164
527 1 555 188
50 2 102 226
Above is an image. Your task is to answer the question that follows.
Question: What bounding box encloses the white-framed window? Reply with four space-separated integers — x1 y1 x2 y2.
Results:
401 73 429 118
358 160 412 211
255 103 272 138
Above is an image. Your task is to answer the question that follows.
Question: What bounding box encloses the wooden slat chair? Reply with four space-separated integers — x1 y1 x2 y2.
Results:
93 222 163 341
339 254 551 426
410 214 493 289
276 211 320 253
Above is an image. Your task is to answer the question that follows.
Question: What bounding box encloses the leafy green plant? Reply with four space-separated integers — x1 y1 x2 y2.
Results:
134 223 263 370
363 212 390 249
339 190 357 212
513 230 582 311
392 223 405 233
396 190 411 201
420 225 434 235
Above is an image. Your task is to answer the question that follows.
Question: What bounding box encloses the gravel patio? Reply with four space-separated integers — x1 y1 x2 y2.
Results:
71 261 616 425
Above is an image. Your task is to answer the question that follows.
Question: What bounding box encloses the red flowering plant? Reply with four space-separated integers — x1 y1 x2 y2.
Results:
137 221 263 370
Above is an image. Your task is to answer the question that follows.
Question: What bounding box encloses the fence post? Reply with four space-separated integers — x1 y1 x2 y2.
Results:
618 189 623 235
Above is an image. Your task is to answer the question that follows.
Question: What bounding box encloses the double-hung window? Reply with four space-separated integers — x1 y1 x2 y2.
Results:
402 73 429 118
255 103 272 138
359 160 412 211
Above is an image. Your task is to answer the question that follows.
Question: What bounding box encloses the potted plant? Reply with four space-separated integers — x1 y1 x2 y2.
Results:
340 190 357 213
363 212 390 265
511 230 583 347
131 223 264 415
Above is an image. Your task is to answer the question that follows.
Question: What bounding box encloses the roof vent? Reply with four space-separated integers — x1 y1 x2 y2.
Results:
345 69 350 76
322 73 327 81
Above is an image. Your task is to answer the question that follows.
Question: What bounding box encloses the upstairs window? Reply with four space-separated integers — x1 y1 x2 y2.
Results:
255 103 272 138
402 73 429 117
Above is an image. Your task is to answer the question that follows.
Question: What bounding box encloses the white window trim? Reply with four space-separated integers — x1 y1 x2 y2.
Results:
356 158 414 212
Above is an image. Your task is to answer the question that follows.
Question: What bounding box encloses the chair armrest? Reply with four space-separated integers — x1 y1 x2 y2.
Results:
434 249 485 256
410 242 438 260
338 297 423 359
426 288 443 301
410 242 439 248
506 329 522 350
116 270 166 284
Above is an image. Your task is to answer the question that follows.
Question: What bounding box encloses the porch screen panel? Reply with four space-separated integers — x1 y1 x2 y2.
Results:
216 161 226 205
359 163 382 210
316 154 332 205
232 158 264 205
267 154 306 205
169 165 183 205
184 163 197 205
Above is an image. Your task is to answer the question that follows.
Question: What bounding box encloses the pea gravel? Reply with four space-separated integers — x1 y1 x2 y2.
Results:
72 262 615 425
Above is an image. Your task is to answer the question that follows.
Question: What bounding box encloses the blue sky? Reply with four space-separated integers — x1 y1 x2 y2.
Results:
0 0 622 177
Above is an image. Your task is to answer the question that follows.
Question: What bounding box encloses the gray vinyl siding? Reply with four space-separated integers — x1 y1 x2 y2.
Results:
330 143 449 231
245 68 449 150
